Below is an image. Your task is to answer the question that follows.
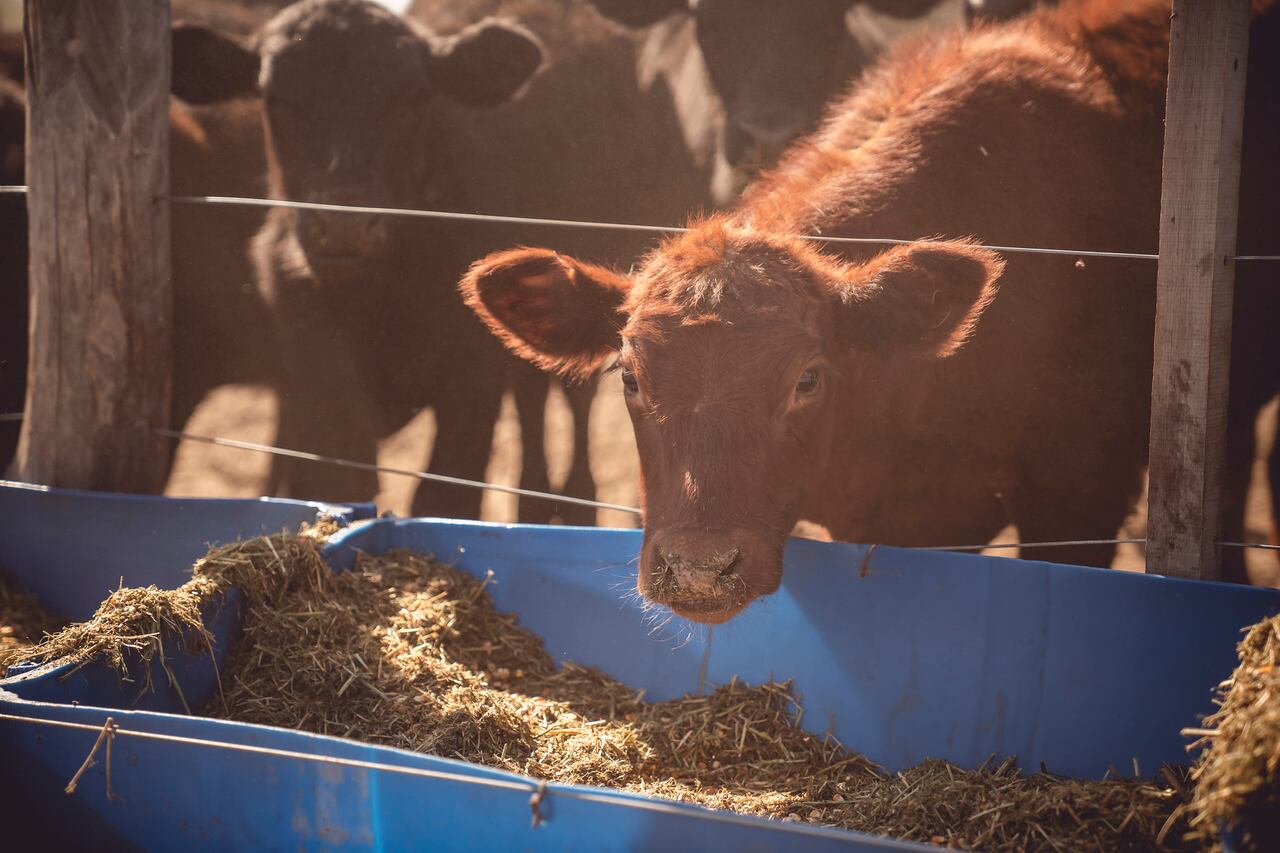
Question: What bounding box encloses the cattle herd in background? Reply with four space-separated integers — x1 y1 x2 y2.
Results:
0 0 1276 595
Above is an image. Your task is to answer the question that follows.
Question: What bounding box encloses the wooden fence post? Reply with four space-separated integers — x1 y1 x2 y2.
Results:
12 0 172 492
1146 0 1251 579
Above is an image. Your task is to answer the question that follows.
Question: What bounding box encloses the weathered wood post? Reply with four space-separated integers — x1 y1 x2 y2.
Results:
1146 0 1251 579
12 0 172 491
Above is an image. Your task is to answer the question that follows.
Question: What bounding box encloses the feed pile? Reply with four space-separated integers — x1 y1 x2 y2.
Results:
18 533 1194 850
0 572 66 669
1185 613 1280 852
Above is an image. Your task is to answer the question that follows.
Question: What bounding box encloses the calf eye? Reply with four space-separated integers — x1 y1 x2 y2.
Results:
620 365 639 395
795 368 821 396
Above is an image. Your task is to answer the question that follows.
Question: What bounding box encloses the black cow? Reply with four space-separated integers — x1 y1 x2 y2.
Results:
172 0 559 518
589 0 955 204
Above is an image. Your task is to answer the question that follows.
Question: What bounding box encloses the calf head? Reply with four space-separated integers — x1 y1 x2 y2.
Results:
172 0 543 281
462 224 1002 622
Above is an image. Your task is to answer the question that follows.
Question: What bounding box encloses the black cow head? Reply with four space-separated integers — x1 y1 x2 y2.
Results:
172 0 543 278
591 0 942 195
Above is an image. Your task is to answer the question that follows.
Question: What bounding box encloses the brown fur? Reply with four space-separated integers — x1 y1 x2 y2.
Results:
463 0 1280 622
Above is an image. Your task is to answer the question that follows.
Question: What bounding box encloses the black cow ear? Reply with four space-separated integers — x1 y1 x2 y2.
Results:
171 23 260 104
429 19 544 108
587 0 688 28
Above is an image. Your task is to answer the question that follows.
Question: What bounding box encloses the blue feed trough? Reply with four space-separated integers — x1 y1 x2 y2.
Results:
1 482 1276 850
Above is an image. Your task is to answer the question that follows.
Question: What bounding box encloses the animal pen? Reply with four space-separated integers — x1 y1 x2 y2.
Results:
1 0 1279 850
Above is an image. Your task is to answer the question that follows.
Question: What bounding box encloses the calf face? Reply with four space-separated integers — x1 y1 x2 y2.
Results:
463 226 1002 622
172 0 542 281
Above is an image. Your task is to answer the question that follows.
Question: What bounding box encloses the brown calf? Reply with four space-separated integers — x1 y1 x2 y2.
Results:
463 0 1279 622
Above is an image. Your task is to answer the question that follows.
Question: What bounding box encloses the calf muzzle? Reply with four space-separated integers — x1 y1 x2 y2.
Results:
641 531 751 622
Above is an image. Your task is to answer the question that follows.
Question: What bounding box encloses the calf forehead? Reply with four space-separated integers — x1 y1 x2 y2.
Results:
630 231 831 324
630 319 824 402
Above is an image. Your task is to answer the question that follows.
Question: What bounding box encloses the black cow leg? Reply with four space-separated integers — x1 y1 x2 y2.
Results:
411 390 502 521
556 376 599 527
1219 400 1259 585
270 384 381 506
1011 463 1143 569
510 364 553 524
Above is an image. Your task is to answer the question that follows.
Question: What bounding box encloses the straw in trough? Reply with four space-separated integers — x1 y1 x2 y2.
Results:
208 542 1191 851
1184 612 1280 852
0 572 66 670
18 532 1195 850
7 529 331 695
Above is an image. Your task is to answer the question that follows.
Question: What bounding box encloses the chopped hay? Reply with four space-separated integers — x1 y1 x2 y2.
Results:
8 527 332 688
0 572 67 670
17 533 1194 850
207 544 1191 851
1185 613 1280 852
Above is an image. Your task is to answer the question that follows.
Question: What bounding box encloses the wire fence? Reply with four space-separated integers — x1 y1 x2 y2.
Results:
0 711 849 838
153 429 641 516
156 429 1279 555
3 180 1278 555
3 184 1280 261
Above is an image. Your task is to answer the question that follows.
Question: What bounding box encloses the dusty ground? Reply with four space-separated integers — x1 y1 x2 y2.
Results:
166 383 1279 586
165 374 644 530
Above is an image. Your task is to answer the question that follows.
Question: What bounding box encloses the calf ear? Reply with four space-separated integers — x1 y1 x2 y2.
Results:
461 248 633 381
430 19 544 108
830 241 1003 358
171 23 260 104
587 0 688 28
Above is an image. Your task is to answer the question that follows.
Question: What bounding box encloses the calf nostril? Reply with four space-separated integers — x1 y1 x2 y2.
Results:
708 548 740 576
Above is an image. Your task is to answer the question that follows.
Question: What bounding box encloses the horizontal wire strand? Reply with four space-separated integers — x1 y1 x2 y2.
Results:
0 712 534 792
3 178 1277 550
9 183 1280 259
166 195 1165 260
914 537 1147 552
0 711 856 840
1217 540 1280 552
154 428 642 516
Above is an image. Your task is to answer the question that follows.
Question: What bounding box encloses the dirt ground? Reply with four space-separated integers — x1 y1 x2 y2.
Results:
166 381 1280 586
